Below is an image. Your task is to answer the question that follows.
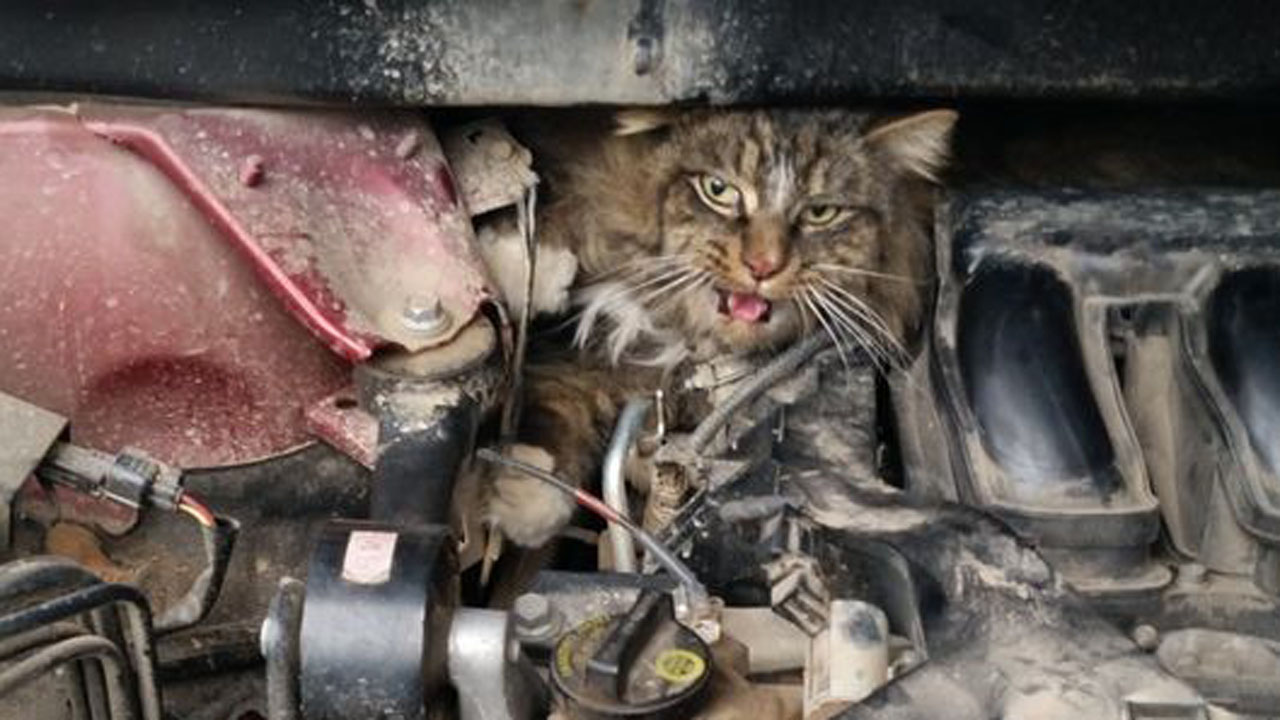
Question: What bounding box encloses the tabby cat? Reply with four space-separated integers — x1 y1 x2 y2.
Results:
489 108 957 547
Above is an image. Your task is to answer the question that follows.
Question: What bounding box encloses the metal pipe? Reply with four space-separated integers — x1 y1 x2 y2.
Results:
689 334 830 453
475 449 708 606
603 398 652 573
66 659 93 720
0 557 101 602
0 622 83 659
448 608 544 720
0 582 161 720
368 396 479 525
262 577 305 720
0 636 133 719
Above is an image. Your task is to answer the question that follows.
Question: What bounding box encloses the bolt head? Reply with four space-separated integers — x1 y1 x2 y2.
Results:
513 593 551 627
401 296 450 335
512 593 560 640
1131 623 1159 651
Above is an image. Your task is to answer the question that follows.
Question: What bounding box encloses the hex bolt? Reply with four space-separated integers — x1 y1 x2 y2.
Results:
401 296 451 336
512 593 560 641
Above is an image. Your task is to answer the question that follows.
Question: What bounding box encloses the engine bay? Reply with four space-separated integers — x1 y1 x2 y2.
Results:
1 7 1280 717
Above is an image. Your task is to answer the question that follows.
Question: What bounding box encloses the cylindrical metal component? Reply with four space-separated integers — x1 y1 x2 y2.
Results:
603 399 652 573
262 578 305 720
299 522 458 720
355 318 500 526
448 608 544 720
368 398 478 526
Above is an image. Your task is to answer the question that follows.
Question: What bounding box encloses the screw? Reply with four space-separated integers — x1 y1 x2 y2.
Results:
401 296 450 336
512 593 559 640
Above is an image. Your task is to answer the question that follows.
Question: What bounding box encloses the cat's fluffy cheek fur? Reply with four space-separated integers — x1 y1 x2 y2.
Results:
486 444 575 547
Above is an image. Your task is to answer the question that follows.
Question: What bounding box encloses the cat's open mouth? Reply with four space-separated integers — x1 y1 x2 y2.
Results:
717 289 772 323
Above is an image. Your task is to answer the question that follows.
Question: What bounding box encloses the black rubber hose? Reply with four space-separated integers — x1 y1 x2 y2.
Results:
0 583 148 638
0 557 101 603
155 516 239 634
262 577 305 720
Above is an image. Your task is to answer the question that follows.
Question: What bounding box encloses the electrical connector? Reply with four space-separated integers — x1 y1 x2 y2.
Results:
38 443 185 513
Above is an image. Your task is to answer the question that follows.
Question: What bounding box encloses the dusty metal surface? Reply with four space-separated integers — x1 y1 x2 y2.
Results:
75 104 494 359
0 103 501 467
0 1 1278 106
0 109 348 466
0 393 66 550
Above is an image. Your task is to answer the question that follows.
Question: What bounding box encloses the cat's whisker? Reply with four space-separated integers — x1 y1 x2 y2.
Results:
651 272 712 313
812 263 929 285
808 287 886 372
792 294 814 335
572 261 697 314
813 277 904 351
590 253 695 281
634 269 706 309
800 286 852 372
814 278 909 364
814 292 873 374
574 265 694 316
609 263 695 295
822 301 896 372
817 296 902 376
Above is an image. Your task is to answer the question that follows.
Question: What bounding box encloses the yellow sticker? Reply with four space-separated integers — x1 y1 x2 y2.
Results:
654 649 706 684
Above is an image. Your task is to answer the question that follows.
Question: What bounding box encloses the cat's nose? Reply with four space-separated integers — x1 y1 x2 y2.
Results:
744 254 782 280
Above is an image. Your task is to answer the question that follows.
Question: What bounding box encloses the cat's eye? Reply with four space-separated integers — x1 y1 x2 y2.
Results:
799 204 847 228
692 174 742 215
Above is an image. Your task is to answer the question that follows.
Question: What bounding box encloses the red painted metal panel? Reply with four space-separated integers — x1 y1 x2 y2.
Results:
0 105 493 467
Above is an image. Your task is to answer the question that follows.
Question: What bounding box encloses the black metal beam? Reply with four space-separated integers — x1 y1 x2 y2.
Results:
1 1 1278 106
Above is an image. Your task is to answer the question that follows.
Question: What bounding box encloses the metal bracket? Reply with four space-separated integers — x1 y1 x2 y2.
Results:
0 392 67 550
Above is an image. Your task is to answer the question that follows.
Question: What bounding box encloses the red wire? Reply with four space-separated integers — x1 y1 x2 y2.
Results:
179 494 216 528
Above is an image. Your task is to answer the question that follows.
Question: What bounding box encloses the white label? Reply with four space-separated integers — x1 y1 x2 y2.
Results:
341 530 398 585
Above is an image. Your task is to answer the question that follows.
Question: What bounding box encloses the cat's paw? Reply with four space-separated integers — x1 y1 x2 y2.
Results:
486 444 575 548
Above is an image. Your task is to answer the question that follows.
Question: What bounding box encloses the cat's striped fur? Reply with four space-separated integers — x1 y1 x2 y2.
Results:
488 108 956 547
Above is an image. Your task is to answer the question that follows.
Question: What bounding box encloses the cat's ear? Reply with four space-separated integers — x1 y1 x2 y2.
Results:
864 109 958 181
614 108 677 136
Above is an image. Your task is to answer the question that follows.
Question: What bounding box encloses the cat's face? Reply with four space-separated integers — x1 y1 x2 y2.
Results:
572 108 955 366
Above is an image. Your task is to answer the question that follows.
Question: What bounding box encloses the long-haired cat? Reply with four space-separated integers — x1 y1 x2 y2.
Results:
490 108 956 547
